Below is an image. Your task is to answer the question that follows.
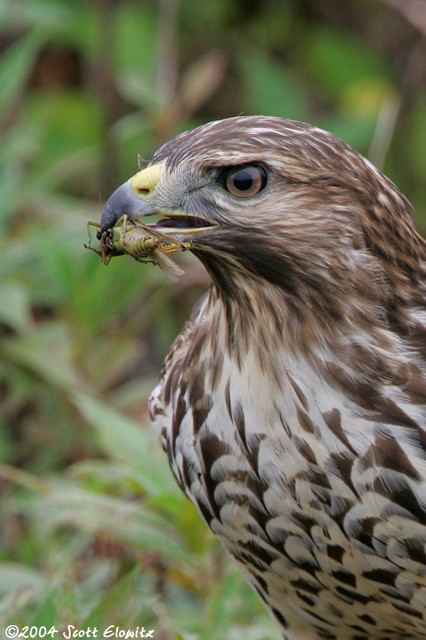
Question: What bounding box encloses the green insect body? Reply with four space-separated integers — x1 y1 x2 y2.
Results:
85 216 191 279
111 222 160 258
112 221 187 278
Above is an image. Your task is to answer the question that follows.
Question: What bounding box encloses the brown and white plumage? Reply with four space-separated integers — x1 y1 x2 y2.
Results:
101 116 426 639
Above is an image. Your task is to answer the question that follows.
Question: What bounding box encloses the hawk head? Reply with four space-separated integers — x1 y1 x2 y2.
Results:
101 116 425 341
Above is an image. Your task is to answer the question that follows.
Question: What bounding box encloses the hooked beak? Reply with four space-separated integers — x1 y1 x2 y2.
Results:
100 163 219 237
100 163 162 234
100 180 156 233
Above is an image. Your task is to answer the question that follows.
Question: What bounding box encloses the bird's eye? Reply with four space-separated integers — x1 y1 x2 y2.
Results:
218 164 268 198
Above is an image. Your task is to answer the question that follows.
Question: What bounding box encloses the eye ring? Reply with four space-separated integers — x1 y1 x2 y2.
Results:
218 164 268 198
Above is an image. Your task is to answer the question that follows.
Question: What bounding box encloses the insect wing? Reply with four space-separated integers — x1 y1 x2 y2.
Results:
153 249 185 279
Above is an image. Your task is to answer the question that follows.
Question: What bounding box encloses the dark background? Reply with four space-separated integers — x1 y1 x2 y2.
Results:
0 1 425 637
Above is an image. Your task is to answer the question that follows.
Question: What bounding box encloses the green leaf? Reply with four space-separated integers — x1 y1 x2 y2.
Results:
115 3 157 75
304 27 391 99
29 593 57 628
240 50 308 119
0 0 76 35
31 482 191 564
0 563 46 597
22 89 102 188
2 322 80 391
0 564 45 628
82 567 154 628
73 392 179 497
0 283 31 333
0 31 44 123
318 114 376 153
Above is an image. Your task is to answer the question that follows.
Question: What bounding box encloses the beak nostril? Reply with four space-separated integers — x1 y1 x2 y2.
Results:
129 164 162 199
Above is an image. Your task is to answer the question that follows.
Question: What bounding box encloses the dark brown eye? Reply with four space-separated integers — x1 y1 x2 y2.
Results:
218 164 267 197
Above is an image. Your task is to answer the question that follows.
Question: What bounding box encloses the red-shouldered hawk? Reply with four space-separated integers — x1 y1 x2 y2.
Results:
100 116 426 639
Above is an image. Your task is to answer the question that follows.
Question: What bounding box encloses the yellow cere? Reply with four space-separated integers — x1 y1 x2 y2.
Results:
129 163 163 197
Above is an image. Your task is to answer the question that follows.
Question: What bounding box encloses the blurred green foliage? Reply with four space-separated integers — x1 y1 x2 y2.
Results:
0 0 425 638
